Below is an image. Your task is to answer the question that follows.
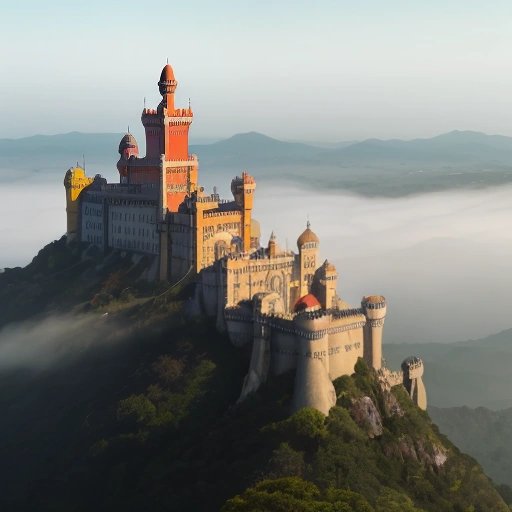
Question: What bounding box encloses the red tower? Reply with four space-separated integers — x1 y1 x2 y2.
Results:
116 63 198 212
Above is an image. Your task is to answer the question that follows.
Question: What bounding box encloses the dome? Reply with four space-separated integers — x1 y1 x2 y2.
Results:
118 133 138 155
297 221 319 248
322 259 336 272
160 63 175 83
158 64 178 96
294 293 321 313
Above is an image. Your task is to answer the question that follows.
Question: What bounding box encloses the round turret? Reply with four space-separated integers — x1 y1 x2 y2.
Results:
117 133 139 178
297 221 319 249
118 133 139 156
361 295 387 321
158 63 177 96
401 356 424 379
401 356 427 410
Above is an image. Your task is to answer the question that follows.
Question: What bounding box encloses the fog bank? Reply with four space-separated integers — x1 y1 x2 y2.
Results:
2 178 511 344
253 183 512 344
0 314 120 370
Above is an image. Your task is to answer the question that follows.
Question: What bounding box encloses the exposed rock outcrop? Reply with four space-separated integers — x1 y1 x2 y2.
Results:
349 396 383 438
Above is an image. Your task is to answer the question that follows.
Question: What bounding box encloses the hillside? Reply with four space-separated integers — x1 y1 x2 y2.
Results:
384 328 512 409
0 239 509 511
3 130 512 196
429 406 512 491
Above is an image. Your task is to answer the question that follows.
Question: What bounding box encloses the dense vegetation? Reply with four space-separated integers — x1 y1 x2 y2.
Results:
0 240 509 511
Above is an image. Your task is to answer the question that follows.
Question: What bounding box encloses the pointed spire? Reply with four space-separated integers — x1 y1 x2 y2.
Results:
269 230 276 242
307 220 311 230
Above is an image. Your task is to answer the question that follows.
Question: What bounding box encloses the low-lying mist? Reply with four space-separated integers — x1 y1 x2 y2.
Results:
0 176 66 268
2 177 511 344
0 314 120 370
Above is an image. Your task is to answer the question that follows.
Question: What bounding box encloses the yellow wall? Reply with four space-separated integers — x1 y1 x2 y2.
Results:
63 167 94 239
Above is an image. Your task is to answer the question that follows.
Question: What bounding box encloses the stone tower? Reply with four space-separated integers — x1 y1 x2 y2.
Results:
116 133 139 183
361 295 387 370
312 260 338 310
63 166 94 242
292 299 336 415
402 357 427 410
120 63 198 213
297 222 319 297
231 172 256 252
267 231 278 258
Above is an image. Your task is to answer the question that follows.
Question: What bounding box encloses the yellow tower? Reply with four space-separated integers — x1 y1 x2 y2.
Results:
297 222 319 297
63 166 93 241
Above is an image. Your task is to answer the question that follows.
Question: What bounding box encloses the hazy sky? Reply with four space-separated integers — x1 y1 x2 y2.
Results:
2 1 512 141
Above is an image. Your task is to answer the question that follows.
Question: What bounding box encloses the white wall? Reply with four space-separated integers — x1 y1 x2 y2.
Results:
108 204 159 254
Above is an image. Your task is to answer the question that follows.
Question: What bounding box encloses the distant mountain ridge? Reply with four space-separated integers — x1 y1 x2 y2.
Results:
5 129 512 167
3 130 512 196
384 327 512 409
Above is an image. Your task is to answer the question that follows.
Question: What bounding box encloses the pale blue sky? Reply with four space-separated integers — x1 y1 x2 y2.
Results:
1 1 512 141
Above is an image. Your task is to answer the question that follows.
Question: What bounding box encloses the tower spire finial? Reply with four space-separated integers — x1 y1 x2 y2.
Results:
166 57 169 64
127 125 130 134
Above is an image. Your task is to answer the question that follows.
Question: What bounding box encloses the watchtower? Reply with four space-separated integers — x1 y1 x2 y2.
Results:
361 295 387 370
63 166 93 242
297 222 319 297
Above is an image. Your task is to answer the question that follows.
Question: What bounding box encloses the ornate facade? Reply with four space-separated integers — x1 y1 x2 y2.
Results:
64 63 426 415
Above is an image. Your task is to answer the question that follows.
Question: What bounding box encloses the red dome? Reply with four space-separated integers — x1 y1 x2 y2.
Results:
294 293 321 312
160 63 175 82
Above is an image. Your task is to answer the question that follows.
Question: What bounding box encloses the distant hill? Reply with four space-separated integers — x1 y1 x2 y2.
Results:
335 130 512 164
0 132 122 179
429 405 512 488
3 130 512 195
384 328 512 409
189 131 325 167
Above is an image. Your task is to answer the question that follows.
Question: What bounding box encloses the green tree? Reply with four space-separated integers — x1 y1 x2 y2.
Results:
375 488 425 512
117 394 156 425
325 488 374 512
268 442 305 478
222 477 332 512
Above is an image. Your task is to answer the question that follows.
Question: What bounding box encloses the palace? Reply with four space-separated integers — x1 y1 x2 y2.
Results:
64 63 427 415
